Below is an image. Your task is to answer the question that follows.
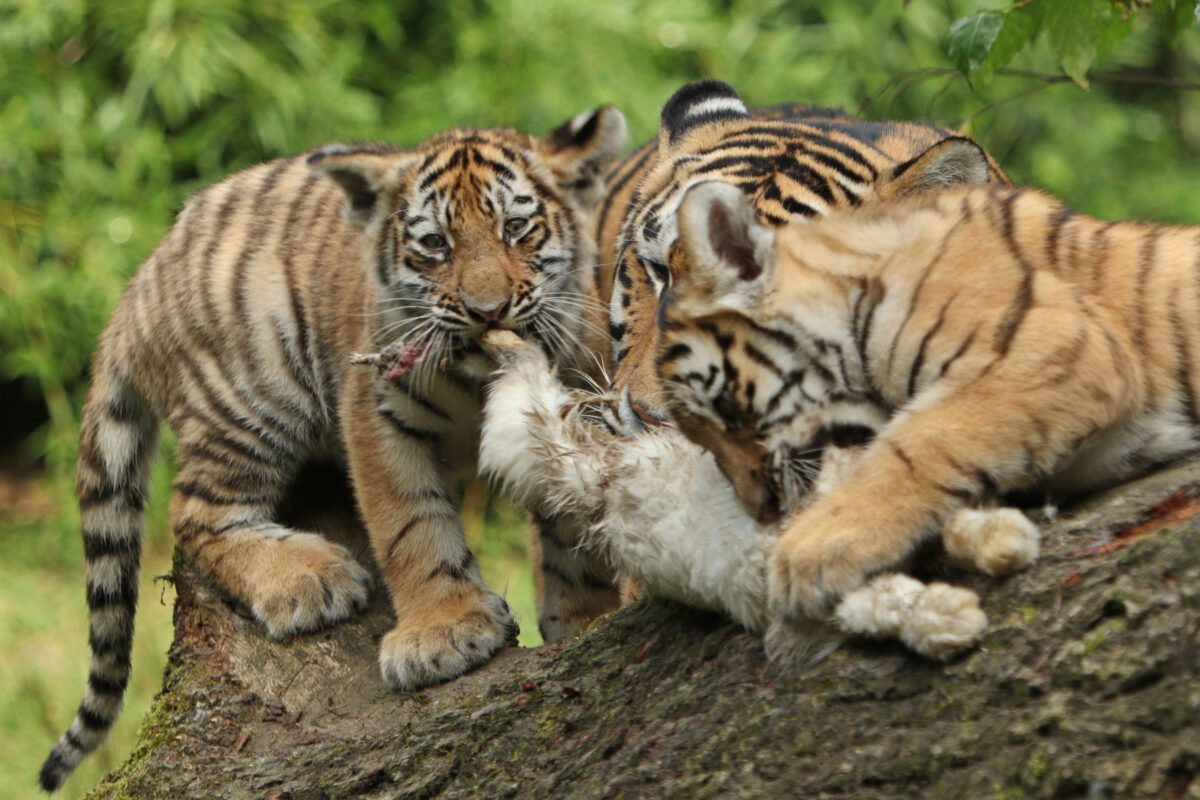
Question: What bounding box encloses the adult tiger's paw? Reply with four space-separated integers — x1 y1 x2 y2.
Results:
378 592 518 690
248 533 372 639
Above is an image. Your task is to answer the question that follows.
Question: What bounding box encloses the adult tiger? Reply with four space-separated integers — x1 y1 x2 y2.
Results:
39 109 627 792
588 79 1008 435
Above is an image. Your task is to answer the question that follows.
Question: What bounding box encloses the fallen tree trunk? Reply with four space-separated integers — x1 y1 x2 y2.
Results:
88 459 1200 799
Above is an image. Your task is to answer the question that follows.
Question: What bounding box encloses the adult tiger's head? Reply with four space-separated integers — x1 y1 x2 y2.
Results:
657 181 894 522
603 79 1005 433
309 107 627 374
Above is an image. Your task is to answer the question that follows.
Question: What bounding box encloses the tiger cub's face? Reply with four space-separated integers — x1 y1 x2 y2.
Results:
657 181 889 521
606 79 1000 434
310 109 626 375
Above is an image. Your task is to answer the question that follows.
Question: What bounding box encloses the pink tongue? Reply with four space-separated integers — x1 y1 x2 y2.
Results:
383 339 431 382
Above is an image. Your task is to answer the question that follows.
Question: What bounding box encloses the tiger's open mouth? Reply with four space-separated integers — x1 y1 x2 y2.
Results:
365 316 544 378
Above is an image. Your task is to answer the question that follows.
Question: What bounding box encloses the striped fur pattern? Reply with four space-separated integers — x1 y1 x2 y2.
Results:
478 330 1038 661
657 179 1200 624
39 109 627 792
591 79 1007 435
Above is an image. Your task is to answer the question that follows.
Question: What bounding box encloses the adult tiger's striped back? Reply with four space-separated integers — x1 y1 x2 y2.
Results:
589 80 1007 434
39 109 627 792
657 179 1200 626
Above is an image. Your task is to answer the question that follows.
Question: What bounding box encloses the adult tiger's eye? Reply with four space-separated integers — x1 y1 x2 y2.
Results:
420 233 447 251
504 217 528 236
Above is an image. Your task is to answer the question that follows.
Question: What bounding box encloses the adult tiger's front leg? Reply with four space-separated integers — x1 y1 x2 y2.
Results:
343 367 517 689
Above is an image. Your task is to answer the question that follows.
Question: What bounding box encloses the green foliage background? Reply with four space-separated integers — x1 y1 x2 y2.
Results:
1 1 1198 797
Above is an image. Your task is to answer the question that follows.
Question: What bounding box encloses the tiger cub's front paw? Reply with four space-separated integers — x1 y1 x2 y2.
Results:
247 533 372 639
833 574 986 661
378 591 518 690
900 583 987 661
538 613 584 645
942 508 1039 576
769 533 870 620
538 604 612 644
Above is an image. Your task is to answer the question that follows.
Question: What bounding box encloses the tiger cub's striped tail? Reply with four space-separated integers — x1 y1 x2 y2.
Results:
39 370 158 792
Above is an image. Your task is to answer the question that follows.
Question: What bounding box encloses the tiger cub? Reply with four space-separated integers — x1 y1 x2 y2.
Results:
39 110 627 792
589 79 1008 436
656 179 1200 625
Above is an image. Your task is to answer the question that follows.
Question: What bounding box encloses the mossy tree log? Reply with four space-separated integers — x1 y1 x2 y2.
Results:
87 459 1200 800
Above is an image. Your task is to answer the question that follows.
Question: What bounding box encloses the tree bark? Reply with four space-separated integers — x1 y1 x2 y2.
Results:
87 459 1200 800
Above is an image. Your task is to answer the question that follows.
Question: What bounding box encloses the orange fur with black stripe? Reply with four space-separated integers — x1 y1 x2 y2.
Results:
658 179 1200 627
588 80 1007 435
39 110 627 792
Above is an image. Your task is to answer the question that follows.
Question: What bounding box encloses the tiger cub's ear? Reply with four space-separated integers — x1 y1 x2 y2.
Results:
658 80 750 149
308 144 417 229
879 137 992 201
675 181 775 312
538 106 628 209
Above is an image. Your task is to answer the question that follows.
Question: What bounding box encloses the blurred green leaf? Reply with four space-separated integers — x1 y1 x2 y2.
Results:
1043 0 1133 87
1155 0 1198 43
947 11 1004 75
973 3 1044 84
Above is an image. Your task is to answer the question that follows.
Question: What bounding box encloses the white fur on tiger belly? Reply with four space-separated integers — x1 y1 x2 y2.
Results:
480 340 1017 660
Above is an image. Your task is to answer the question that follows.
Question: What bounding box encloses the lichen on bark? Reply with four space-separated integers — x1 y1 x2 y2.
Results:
88 459 1200 799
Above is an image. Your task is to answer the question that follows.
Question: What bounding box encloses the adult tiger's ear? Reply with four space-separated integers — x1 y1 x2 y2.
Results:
538 105 628 209
308 143 416 229
675 181 775 312
879 137 995 201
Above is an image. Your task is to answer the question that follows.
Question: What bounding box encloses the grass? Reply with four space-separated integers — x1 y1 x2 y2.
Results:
460 479 543 649
0 454 539 800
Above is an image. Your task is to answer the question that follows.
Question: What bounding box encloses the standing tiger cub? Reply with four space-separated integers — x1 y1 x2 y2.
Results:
39 109 627 792
658 180 1200 625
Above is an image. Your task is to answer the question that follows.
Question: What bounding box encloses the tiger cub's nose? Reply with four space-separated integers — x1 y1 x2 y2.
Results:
461 295 510 323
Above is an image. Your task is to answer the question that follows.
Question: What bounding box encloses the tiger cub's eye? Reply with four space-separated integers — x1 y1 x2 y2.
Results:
419 233 447 251
504 217 529 236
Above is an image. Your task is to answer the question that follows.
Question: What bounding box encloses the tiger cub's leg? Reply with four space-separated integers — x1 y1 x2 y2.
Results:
170 432 371 638
812 445 1040 579
830 508 1038 661
770 342 1130 618
531 512 620 643
342 370 516 689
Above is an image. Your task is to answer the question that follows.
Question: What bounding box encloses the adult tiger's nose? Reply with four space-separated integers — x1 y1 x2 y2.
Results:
461 294 510 323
